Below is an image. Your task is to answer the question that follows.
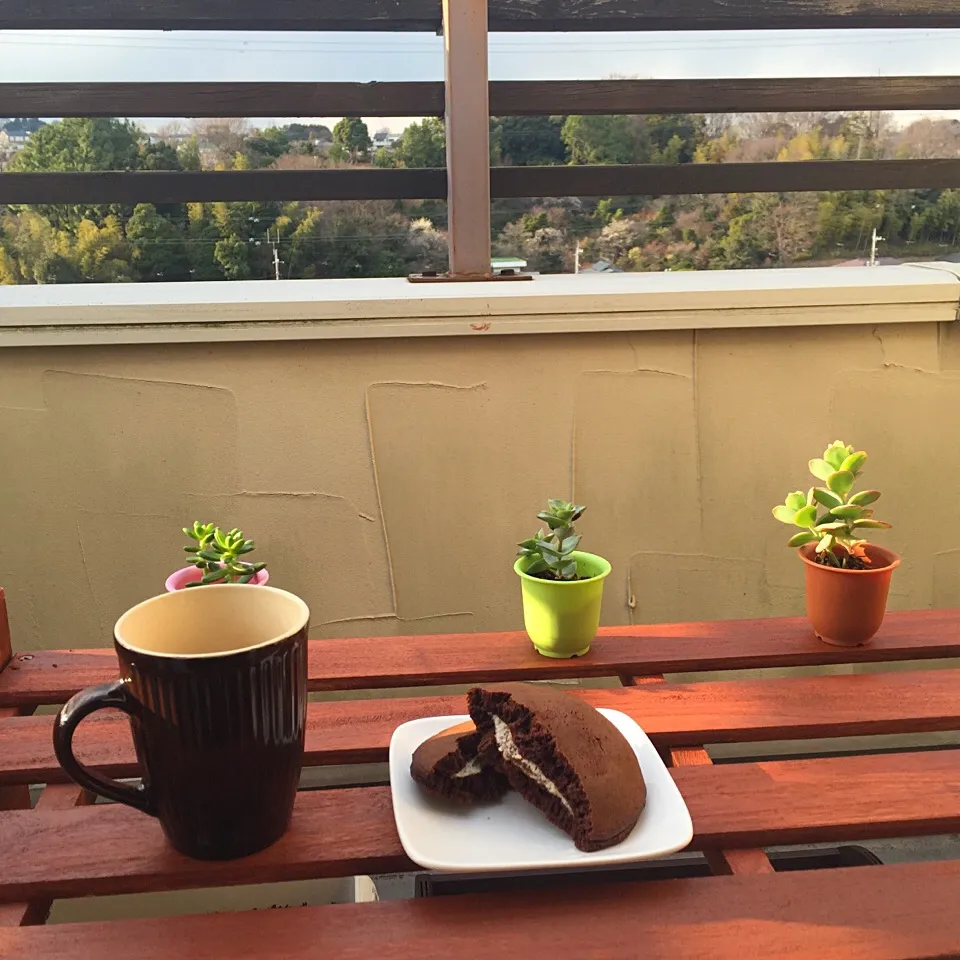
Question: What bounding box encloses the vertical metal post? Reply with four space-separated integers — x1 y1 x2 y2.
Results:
442 0 491 277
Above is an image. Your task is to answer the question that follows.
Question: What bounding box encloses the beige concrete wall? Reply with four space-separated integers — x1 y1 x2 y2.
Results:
1 320 958 651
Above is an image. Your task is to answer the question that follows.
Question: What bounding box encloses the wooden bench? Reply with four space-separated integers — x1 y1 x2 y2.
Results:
3 589 960 957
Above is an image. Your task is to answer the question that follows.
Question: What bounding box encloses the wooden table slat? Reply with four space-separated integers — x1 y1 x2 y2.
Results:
0 785 93 928
2 608 959 708
6 860 960 960
6 668 960 786
669 745 775 877
4 749 960 903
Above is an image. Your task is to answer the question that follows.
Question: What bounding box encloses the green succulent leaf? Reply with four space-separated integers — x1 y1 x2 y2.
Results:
560 534 582 553
829 504 864 520
538 512 566 530
794 504 818 527
849 490 881 507
826 470 855 496
772 505 797 524
785 491 807 512
814 521 847 532
788 530 818 547
525 557 548 575
816 534 836 554
824 442 849 470
537 540 561 557
852 519 893 530
560 561 578 580
812 488 843 509
201 569 227 584
840 451 867 475
808 458 834 482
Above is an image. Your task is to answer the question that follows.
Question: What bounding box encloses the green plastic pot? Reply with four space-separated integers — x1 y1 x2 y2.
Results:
514 550 611 658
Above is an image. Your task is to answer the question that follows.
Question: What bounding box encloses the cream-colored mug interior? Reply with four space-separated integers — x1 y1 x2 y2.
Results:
115 585 310 658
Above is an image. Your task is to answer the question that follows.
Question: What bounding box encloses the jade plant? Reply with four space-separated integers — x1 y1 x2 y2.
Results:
182 521 267 585
772 441 891 568
517 499 586 581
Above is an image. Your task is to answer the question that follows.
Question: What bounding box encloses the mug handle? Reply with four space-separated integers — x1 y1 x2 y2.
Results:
53 680 157 816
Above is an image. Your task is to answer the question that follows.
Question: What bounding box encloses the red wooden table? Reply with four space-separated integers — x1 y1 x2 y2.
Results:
3 589 960 959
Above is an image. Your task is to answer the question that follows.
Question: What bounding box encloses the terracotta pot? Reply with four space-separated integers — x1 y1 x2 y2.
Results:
799 543 900 647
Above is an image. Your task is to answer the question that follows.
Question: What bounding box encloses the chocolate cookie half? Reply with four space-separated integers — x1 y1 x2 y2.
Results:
410 720 510 803
468 683 646 851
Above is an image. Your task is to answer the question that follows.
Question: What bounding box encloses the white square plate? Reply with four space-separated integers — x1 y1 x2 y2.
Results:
389 709 693 872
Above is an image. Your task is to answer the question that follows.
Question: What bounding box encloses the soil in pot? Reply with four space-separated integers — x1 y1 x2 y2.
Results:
799 542 900 647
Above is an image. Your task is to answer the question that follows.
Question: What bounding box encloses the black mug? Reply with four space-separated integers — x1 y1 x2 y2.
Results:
53 584 310 860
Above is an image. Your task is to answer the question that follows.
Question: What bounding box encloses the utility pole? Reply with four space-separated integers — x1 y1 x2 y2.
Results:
267 229 281 280
869 227 885 267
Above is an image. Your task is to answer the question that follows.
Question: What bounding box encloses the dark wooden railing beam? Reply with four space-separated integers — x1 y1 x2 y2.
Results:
4 77 960 120
491 158 960 197
496 77 960 117
0 170 448 205
1 0 959 31
3 160 959 207
0 83 445 120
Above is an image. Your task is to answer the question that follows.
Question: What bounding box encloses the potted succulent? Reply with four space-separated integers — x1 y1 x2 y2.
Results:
515 499 611 659
165 521 269 591
773 441 900 647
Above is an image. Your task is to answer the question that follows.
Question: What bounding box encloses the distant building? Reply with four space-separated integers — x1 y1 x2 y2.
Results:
579 259 623 274
491 257 528 275
0 118 43 155
0 119 44 168
373 130 400 150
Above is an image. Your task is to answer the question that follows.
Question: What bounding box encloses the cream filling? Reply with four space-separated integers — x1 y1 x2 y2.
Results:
493 716 573 815
452 757 483 779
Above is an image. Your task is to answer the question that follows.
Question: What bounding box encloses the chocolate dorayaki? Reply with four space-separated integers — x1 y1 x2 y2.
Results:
410 720 510 803
467 683 646 851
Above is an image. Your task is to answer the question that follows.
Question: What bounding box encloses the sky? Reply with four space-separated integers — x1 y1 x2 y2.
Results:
1 28 958 131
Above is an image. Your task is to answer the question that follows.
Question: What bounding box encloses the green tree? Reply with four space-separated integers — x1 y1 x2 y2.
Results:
178 136 202 171
185 203 223 281
329 118 372 164
126 203 191 281
642 114 705 164
0 211 78 283
561 115 640 165
11 118 143 229
393 119 446 168
491 116 566 166
242 127 291 168
372 147 397 168
72 216 132 282
213 236 255 280
139 140 182 171
0 245 18 284
138 140 185 221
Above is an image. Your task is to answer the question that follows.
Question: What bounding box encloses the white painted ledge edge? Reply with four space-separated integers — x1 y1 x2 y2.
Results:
0 264 957 347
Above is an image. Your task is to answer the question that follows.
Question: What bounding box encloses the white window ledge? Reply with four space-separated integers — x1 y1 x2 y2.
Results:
0 264 957 347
